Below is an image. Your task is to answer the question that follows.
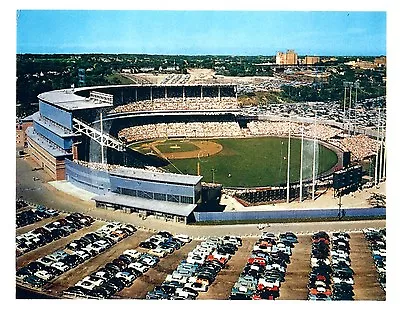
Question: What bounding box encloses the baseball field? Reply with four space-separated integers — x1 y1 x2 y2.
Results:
131 137 339 187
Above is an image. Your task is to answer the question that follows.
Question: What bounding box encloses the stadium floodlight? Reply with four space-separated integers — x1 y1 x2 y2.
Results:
348 82 353 135
100 111 104 164
374 107 381 186
299 122 304 202
286 117 292 203
312 113 317 200
211 168 216 184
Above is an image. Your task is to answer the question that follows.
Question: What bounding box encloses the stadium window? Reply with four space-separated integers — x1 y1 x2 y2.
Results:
167 194 180 203
143 191 154 200
180 196 193 204
154 193 166 201
137 190 145 198
122 188 137 197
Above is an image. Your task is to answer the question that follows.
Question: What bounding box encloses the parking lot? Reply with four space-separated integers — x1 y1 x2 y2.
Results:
16 204 386 301
278 235 311 300
46 230 154 296
16 220 106 270
350 232 386 300
117 240 199 299
197 238 257 300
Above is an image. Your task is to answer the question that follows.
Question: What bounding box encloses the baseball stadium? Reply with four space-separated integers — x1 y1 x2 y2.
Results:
21 84 386 223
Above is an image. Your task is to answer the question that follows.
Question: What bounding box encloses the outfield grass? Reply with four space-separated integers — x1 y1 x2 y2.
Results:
166 137 338 187
156 140 199 153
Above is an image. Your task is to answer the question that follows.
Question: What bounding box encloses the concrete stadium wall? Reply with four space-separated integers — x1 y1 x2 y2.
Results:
33 121 73 150
64 159 111 195
193 208 386 222
39 101 72 130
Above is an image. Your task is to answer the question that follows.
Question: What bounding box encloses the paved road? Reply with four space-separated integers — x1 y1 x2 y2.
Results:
16 155 386 238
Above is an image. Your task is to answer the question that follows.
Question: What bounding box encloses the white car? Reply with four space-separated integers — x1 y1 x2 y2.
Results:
73 250 90 261
51 261 69 272
175 287 196 299
311 257 330 267
258 277 280 288
187 255 205 265
139 256 158 267
331 250 350 257
82 275 104 287
93 240 110 250
207 237 222 244
148 248 168 258
332 258 351 266
123 249 142 260
128 261 149 273
200 241 217 250
333 277 354 285
76 280 96 290
165 272 189 284
184 282 208 292
265 264 286 273
212 250 231 260
174 234 192 244
115 271 136 284
34 270 53 281
36 256 55 267
223 235 242 247
196 245 214 253
82 245 99 256
372 249 386 257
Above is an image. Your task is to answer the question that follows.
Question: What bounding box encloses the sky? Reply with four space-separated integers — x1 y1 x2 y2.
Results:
16 10 386 56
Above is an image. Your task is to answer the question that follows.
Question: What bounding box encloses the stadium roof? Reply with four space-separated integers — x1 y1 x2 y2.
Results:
38 83 237 112
38 89 113 112
110 166 202 186
92 193 196 217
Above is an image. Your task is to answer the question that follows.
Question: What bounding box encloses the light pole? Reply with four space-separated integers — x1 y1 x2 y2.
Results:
299 122 304 202
348 82 353 135
211 168 216 184
312 113 317 200
353 81 360 135
286 115 292 203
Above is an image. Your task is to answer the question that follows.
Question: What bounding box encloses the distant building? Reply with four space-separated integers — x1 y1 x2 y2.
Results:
374 56 386 67
345 59 376 70
303 56 320 65
276 49 298 65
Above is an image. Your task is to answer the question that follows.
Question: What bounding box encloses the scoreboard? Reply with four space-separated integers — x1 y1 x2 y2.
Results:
333 165 362 190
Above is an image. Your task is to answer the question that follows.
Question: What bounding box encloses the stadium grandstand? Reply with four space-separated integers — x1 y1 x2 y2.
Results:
20 83 385 222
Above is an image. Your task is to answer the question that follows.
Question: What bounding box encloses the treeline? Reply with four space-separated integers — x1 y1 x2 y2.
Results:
281 66 386 103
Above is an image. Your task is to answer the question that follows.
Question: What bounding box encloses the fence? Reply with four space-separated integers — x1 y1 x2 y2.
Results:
193 207 386 222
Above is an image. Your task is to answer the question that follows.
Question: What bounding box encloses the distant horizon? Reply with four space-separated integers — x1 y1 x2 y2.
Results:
16 52 385 57
17 11 386 56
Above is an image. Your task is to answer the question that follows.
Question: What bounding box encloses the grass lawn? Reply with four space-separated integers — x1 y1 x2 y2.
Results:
166 137 338 187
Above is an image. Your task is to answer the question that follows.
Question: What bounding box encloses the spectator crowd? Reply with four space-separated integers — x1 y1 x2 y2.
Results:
118 120 378 162
112 97 240 113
